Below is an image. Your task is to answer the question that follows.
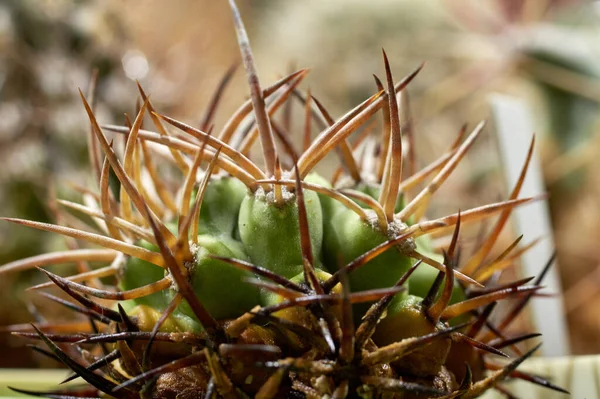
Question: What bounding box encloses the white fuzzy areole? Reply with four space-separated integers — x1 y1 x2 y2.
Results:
364 209 416 254
253 176 296 205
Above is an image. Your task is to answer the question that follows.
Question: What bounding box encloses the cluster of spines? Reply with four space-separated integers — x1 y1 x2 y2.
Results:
0 1 569 398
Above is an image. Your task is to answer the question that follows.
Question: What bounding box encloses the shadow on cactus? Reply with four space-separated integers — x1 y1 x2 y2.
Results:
0 1 569 398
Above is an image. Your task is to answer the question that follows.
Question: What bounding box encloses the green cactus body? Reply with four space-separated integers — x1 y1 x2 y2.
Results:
127 304 204 361
119 240 168 311
130 303 204 334
170 234 260 321
373 294 452 377
261 269 340 307
261 269 341 328
353 181 405 213
238 188 323 278
409 264 466 306
409 236 465 304
305 173 337 219
323 208 414 294
408 236 467 327
196 175 248 238
119 255 167 311
315 175 412 301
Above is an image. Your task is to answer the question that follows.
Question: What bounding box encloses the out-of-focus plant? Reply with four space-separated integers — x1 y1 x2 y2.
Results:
0 0 130 367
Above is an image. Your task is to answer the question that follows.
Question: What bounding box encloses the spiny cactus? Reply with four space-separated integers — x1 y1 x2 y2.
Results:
1 1 569 398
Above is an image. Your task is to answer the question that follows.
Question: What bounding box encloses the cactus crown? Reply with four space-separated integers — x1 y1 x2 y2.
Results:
1 1 568 398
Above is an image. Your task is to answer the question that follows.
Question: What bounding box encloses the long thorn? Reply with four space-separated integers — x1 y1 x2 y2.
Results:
102 125 258 190
397 121 486 221
293 161 315 272
461 344 542 399
142 293 182 371
99 154 126 240
312 95 361 183
462 135 536 275
258 286 406 315
455 333 509 358
380 50 403 221
39 267 171 301
75 331 205 345
504 369 570 394
363 322 469 366
229 0 277 177
139 138 178 213
495 252 556 333
474 235 524 281
58 199 155 243
0 249 117 275
37 292 112 325
120 97 150 224
441 285 543 321
28 256 123 291
145 207 220 343
299 63 423 177
210 256 306 293
257 178 368 220
323 231 415 292
178 134 211 250
35 269 122 322
238 72 307 157
31 325 125 397
156 113 265 180
218 69 307 143
470 277 534 297
1 218 164 267
113 351 207 393
270 119 300 163
374 74 391 184
200 63 237 131
243 277 304 300
61 349 121 384
428 213 461 322
303 89 312 152
136 83 189 174
466 302 497 338
408 251 483 288
489 333 542 350
79 90 177 246
407 197 540 238
338 268 354 364
401 89 416 178
86 68 102 185
189 146 222 245
355 260 422 350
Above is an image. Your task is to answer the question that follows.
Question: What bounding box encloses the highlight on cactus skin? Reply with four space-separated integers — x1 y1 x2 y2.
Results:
0 1 569 398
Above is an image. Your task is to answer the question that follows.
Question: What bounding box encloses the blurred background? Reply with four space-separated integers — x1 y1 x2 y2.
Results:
0 0 599 368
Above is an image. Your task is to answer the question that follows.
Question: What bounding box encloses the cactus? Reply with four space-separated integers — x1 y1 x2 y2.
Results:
0 1 569 398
